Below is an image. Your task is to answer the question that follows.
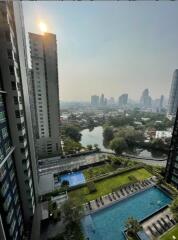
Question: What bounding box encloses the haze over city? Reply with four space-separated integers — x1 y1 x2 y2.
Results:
23 1 178 102
2 2 178 240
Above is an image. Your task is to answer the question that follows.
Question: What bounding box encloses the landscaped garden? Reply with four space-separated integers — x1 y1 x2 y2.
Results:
83 163 115 180
69 167 152 203
160 224 178 240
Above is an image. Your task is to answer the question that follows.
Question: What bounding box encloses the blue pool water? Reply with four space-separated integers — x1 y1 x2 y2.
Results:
82 187 171 240
59 171 86 187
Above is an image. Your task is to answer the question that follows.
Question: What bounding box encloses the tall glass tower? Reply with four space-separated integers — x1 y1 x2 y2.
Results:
166 108 178 188
167 69 178 117
0 1 38 239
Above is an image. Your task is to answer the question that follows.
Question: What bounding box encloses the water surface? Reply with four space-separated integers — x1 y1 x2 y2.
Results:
82 187 171 240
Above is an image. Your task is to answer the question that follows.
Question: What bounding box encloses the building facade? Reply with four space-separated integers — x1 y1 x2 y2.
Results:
165 108 178 188
91 95 99 107
0 2 38 237
29 32 61 159
140 88 152 109
0 88 24 240
118 94 128 108
167 69 178 117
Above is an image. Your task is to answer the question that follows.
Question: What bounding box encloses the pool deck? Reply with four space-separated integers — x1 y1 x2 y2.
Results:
141 207 177 240
83 177 156 215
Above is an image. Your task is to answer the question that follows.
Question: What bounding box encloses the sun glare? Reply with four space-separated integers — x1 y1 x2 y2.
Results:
39 22 47 33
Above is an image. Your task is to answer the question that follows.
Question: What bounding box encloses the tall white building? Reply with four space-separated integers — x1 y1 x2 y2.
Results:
29 32 61 159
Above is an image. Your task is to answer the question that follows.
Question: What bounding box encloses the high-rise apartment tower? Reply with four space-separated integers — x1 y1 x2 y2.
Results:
0 1 38 238
167 69 178 117
29 32 61 159
166 108 178 188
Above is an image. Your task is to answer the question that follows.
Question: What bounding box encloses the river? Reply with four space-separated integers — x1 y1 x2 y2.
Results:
80 126 167 160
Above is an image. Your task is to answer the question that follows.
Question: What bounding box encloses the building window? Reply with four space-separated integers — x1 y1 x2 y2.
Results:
7 157 13 169
7 49 13 60
5 31 10 41
9 65 14 75
0 148 4 161
19 136 26 143
20 148 26 154
0 111 5 123
2 127 8 139
1 179 9 197
0 165 6 181
13 96 18 105
19 96 22 104
5 141 10 154
11 82 16 90
0 94 3 106
17 123 24 131
3 193 12 211
17 82 21 90
15 110 20 118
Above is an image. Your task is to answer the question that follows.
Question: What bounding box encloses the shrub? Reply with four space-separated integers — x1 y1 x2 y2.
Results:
61 180 69 187
170 197 178 222
87 181 97 193
128 175 137 182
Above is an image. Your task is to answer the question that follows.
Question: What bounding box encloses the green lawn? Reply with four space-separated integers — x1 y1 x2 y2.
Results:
83 163 114 180
69 168 152 203
160 224 178 240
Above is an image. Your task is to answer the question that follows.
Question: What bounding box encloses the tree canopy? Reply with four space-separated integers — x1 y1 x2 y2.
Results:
110 137 128 154
64 126 81 142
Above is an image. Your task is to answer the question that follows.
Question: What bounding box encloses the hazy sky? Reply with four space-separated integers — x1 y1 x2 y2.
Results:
23 1 178 102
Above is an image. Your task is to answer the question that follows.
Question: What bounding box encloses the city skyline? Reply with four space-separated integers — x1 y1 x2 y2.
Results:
23 1 178 101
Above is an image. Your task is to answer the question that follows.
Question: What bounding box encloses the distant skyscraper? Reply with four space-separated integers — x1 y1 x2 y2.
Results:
140 89 152 109
29 32 61 159
118 94 128 108
0 1 38 238
100 93 105 106
159 95 164 112
167 69 178 117
104 98 108 106
108 97 115 106
91 95 99 107
166 108 178 188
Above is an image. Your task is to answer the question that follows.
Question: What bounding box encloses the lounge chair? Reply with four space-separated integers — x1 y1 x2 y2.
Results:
164 216 172 227
108 194 113 201
116 191 120 198
100 196 104 205
160 218 169 230
170 217 176 225
166 215 176 225
124 187 129 194
153 223 163 235
147 226 158 237
88 202 92 210
95 199 100 207
120 189 125 196
112 192 116 200
157 220 167 231
161 217 171 228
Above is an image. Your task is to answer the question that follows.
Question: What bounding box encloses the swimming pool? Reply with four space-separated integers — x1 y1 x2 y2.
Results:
82 187 171 240
59 171 86 187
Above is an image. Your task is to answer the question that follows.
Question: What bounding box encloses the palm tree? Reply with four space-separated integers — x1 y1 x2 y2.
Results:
125 217 142 237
